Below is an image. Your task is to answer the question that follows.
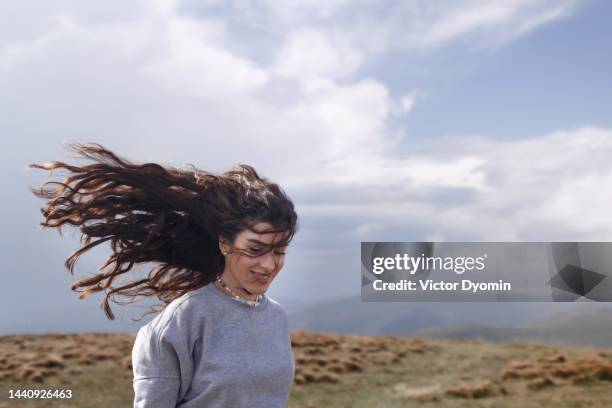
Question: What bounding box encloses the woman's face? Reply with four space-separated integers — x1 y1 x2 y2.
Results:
219 221 288 297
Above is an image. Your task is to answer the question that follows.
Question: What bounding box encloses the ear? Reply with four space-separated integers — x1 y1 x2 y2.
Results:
218 237 229 255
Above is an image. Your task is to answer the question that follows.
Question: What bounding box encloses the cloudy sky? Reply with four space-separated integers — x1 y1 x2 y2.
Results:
2 0 612 331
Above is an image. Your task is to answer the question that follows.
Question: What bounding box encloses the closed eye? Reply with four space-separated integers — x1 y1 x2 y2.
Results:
247 247 286 256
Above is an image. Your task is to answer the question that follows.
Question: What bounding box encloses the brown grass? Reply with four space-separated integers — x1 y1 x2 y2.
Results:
445 379 507 399
289 331 429 385
499 351 612 389
1 331 612 407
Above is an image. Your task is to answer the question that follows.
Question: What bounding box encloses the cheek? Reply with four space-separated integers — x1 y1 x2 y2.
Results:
237 256 259 271
231 255 252 272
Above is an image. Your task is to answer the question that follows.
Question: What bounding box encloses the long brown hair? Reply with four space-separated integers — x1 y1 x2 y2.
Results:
29 143 298 320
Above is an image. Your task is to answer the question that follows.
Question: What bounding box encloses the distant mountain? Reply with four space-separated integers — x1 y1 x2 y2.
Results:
6 287 610 344
271 296 315 315
412 306 612 347
287 295 612 339
2 289 316 335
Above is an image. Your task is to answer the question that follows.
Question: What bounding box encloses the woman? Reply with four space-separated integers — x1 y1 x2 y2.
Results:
30 143 299 407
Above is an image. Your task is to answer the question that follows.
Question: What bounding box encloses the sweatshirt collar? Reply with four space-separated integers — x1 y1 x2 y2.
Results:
206 282 269 311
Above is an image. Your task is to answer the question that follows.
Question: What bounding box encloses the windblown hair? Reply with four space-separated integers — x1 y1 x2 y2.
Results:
29 143 298 320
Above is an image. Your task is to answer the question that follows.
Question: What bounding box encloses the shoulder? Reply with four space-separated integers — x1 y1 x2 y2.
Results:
143 286 209 338
265 296 289 322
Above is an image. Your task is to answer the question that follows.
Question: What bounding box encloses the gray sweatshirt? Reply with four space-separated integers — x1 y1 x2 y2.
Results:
132 282 295 407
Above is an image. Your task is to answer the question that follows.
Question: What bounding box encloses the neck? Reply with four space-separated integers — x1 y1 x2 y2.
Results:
215 274 258 301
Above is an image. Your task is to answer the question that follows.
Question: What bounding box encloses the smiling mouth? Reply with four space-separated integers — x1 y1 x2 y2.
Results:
251 270 271 283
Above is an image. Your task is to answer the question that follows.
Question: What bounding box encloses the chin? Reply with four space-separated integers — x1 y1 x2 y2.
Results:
249 285 267 294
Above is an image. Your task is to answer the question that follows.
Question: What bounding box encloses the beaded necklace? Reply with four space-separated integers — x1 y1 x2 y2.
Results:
214 275 263 307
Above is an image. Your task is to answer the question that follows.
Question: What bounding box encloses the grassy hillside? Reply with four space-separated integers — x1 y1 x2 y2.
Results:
413 306 612 347
287 297 607 336
0 332 611 407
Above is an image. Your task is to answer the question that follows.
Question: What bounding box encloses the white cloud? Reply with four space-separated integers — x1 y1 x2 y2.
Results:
423 2 523 45
1 0 605 308
353 223 385 240
2 0 601 246
301 127 612 241
144 16 269 97
421 0 577 47
399 95 416 114
273 28 362 80
0 3 393 185
178 0 579 58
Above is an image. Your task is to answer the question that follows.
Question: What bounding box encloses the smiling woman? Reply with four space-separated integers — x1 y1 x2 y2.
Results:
216 221 289 305
29 143 299 408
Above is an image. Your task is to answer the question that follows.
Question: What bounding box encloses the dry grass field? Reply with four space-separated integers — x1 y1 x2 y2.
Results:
0 331 611 407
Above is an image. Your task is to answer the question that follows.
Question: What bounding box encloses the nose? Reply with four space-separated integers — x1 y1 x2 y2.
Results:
258 251 278 271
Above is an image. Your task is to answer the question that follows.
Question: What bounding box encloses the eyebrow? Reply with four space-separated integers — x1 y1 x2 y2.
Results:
246 239 268 245
246 238 287 246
